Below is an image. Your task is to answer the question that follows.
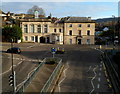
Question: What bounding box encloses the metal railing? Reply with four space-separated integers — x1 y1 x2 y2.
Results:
40 57 62 93
15 59 45 94
101 52 120 94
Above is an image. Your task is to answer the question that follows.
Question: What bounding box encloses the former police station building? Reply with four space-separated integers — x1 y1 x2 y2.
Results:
20 15 95 45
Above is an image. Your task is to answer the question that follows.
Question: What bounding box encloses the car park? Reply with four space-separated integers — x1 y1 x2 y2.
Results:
7 47 21 54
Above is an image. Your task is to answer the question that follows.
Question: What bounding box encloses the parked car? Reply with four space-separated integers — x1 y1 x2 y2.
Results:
7 47 21 54
55 47 65 54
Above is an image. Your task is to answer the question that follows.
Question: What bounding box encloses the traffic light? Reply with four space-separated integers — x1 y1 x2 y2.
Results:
9 74 14 86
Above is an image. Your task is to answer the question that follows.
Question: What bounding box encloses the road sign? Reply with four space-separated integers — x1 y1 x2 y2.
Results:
51 48 56 53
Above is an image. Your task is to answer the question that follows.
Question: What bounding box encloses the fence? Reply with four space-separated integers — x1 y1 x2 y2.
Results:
40 57 62 93
15 59 46 94
101 52 120 94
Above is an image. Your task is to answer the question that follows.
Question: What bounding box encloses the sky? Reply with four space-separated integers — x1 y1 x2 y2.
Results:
1 1 119 19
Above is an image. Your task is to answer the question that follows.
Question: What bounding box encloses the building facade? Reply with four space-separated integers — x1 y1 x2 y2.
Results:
20 17 95 44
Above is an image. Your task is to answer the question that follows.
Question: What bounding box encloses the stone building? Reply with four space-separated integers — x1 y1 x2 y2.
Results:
20 16 95 44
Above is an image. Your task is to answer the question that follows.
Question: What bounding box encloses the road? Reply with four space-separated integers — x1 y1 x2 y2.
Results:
1 43 113 93
54 45 113 93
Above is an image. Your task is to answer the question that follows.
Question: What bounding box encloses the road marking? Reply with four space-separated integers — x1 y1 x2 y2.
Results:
100 68 102 71
100 64 102 67
89 65 98 94
97 84 100 89
98 73 101 76
87 66 92 72
98 77 101 82
0 61 23 76
0 65 16 76
58 62 69 92
16 67 37 88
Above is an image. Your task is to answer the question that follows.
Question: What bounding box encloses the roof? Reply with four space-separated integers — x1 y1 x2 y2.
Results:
20 18 51 22
58 17 95 23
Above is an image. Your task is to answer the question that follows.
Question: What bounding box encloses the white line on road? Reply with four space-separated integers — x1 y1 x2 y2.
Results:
97 84 100 89
100 68 102 71
87 66 92 72
0 61 22 76
89 65 98 94
58 62 69 92
99 73 101 76
98 77 101 82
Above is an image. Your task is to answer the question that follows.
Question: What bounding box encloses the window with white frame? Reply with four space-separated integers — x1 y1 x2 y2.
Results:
44 24 48 33
87 30 90 35
31 36 34 41
24 25 28 33
59 29 62 32
78 24 82 27
69 30 72 35
54 29 57 32
87 24 90 27
37 25 41 33
24 36 28 41
69 24 72 27
30 24 34 33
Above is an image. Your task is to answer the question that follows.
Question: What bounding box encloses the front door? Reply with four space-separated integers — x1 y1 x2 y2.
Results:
78 39 81 44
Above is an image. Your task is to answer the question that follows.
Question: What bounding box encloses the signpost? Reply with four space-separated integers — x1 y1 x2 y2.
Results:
51 48 56 58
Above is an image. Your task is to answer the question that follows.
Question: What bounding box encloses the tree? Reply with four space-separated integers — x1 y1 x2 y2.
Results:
27 5 45 16
2 26 22 42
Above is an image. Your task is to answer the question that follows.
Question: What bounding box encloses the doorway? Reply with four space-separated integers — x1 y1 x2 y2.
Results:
78 39 81 44
40 37 45 43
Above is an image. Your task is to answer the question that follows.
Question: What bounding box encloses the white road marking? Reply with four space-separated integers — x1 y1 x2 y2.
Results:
16 67 37 88
0 61 23 76
89 65 98 94
58 62 69 92
97 84 100 89
99 73 101 76
0 65 16 76
100 64 102 67
87 66 92 72
100 68 102 71
98 77 101 82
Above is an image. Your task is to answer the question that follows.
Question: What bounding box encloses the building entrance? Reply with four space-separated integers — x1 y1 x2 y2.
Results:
78 39 81 44
40 37 45 43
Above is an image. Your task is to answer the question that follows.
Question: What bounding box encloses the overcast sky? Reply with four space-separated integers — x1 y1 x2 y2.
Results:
1 1 119 19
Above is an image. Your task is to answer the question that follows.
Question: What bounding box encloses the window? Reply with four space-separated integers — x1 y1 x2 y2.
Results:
69 30 72 35
78 30 81 36
24 36 28 41
78 24 82 27
87 30 90 35
24 25 28 33
37 25 41 33
44 24 48 33
31 36 34 41
30 24 34 33
87 39 90 44
56 36 59 41
69 24 72 27
87 24 90 27
54 29 57 32
59 29 62 33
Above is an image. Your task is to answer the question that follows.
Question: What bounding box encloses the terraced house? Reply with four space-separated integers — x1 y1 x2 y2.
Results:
20 16 95 44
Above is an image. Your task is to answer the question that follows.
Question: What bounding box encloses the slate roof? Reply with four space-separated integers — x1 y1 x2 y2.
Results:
58 17 94 23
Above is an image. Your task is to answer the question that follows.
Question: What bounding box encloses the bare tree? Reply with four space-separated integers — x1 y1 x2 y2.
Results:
27 5 45 16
